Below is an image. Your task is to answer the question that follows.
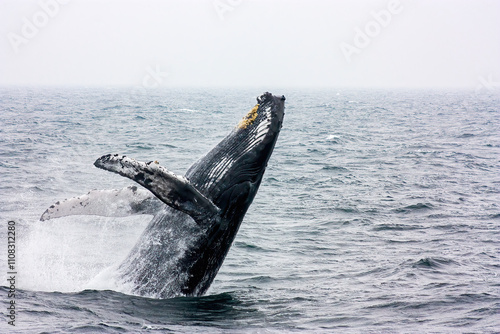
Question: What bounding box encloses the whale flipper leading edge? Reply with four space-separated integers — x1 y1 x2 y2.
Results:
94 154 220 224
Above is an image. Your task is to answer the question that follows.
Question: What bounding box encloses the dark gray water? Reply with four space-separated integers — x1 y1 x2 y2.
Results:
0 87 499 333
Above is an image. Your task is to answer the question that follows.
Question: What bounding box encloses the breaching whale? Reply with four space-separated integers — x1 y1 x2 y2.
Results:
41 92 285 298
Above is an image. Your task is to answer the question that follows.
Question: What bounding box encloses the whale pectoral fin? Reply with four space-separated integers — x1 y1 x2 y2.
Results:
94 154 220 223
40 186 164 221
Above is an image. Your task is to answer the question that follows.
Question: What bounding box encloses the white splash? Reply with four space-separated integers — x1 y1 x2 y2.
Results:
18 215 150 293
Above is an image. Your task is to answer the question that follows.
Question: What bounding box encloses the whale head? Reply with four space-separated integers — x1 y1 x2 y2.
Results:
187 92 285 214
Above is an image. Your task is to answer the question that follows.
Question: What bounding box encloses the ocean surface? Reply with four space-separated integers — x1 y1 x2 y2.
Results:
0 87 499 333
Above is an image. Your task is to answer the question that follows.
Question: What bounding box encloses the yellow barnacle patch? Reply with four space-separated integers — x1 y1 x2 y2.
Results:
238 104 259 129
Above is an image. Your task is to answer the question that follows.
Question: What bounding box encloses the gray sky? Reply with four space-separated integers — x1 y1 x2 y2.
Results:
1 0 499 89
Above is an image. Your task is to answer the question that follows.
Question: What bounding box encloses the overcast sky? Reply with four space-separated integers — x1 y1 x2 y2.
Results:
1 0 499 89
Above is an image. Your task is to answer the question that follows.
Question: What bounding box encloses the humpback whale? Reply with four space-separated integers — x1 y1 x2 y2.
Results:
41 92 285 298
